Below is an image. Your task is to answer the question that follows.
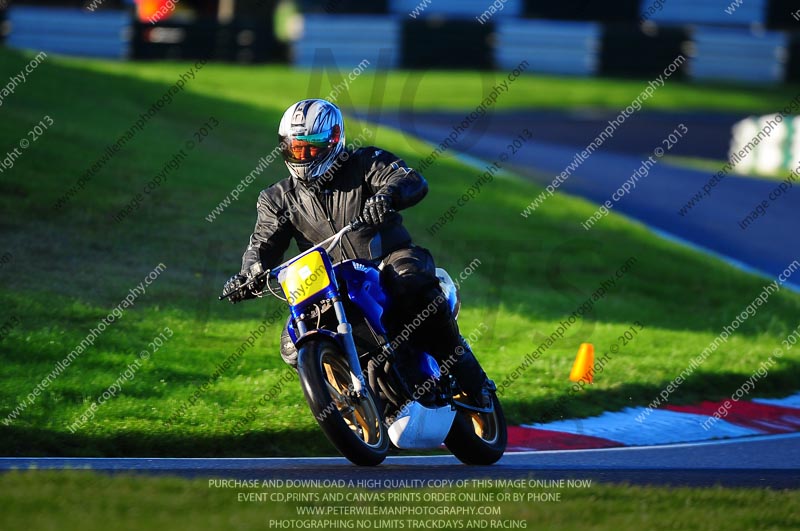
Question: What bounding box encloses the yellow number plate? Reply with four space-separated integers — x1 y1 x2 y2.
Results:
279 251 331 305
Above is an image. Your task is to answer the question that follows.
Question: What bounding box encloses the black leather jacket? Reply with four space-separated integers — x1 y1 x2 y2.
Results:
240 146 428 275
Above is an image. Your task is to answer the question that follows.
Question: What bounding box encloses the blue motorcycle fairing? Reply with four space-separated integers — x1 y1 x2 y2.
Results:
335 259 389 336
285 259 388 345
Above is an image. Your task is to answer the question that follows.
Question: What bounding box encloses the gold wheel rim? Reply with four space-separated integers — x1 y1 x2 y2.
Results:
321 350 383 448
456 392 499 445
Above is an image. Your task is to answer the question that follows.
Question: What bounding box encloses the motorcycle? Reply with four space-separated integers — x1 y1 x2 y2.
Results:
221 217 507 466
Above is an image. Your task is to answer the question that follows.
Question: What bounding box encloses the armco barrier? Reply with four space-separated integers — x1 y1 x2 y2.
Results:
690 26 786 84
643 0 766 26
294 15 400 69
7 6 130 59
496 19 599 76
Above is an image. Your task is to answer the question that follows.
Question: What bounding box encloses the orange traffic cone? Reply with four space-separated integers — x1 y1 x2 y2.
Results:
569 343 594 383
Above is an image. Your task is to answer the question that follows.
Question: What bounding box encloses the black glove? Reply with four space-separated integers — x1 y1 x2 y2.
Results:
223 274 261 304
362 194 393 226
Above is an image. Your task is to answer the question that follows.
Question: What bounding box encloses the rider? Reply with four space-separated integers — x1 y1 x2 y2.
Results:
222 98 492 406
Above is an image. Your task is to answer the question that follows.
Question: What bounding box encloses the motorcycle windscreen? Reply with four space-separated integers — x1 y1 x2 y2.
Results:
278 251 331 305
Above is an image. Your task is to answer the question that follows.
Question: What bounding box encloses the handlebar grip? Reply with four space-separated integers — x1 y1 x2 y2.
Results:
218 269 271 301
350 209 396 231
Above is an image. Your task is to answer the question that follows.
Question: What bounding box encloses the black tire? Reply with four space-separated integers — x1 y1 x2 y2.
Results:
445 392 507 465
297 338 389 466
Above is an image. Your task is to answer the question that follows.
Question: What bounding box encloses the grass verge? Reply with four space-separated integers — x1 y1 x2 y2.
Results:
0 471 798 531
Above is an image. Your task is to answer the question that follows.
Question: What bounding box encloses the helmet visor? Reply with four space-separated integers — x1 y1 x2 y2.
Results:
280 127 340 164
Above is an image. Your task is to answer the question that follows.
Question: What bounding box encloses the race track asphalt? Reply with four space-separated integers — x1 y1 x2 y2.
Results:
2 434 798 488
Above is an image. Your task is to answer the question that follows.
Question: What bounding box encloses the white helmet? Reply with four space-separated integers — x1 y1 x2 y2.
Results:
278 99 345 183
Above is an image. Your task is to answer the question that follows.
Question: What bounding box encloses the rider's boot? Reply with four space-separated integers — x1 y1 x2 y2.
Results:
430 320 493 409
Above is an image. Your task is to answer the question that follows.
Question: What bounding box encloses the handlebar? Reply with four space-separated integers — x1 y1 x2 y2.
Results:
218 215 378 301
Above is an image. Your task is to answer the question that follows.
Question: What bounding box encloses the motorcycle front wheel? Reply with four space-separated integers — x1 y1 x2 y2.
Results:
297 338 389 466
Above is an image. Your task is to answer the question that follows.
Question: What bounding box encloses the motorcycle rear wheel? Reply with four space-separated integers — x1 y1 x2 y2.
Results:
297 338 389 466
445 392 507 465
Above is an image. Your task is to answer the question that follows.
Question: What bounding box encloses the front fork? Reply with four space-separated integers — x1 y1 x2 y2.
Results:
295 296 365 394
332 297 366 394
